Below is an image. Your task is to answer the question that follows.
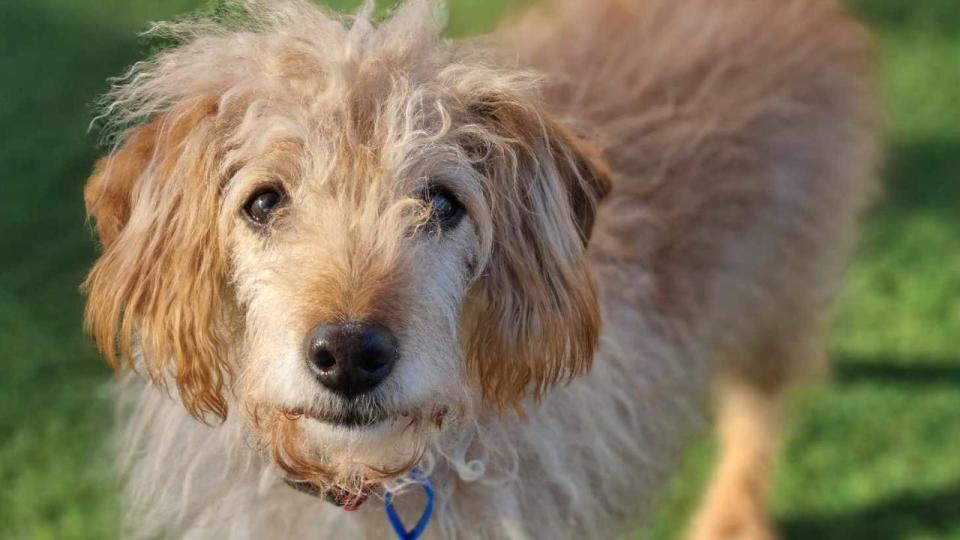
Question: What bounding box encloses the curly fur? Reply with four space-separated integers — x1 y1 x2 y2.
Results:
83 0 878 538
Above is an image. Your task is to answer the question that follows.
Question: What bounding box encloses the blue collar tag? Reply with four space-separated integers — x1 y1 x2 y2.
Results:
383 469 435 540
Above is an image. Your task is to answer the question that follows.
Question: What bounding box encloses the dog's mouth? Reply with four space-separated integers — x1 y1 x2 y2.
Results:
306 407 389 428
283 404 450 430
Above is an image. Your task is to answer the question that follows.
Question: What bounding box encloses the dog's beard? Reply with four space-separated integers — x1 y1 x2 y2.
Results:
245 401 442 493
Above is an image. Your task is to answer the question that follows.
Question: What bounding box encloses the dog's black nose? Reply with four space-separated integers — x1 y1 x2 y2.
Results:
305 323 397 397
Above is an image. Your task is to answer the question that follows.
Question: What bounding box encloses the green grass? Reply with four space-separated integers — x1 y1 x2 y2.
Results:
0 1 957 538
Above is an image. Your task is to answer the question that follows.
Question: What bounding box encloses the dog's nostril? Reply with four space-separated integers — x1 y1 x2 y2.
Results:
311 348 337 372
356 328 396 372
306 332 339 376
357 350 387 373
305 323 397 397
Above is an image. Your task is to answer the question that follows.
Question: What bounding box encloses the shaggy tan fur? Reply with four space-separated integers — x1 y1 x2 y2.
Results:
83 0 878 538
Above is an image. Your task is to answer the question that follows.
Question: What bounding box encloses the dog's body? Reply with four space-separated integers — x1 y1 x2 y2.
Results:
84 0 877 538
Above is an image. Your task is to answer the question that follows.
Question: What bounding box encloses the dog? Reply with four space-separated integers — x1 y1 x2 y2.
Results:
82 0 878 538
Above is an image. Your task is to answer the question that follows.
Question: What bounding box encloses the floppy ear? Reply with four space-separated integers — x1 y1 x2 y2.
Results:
461 93 613 410
83 100 232 421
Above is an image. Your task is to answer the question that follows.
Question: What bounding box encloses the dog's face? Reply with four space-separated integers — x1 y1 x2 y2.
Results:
83 1 609 490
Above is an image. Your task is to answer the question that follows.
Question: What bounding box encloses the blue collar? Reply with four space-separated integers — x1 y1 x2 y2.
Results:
384 469 435 540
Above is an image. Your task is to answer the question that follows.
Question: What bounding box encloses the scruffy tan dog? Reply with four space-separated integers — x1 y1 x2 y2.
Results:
83 0 877 538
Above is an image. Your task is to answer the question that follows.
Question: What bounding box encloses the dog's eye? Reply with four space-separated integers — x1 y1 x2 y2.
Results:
244 187 284 225
424 188 465 230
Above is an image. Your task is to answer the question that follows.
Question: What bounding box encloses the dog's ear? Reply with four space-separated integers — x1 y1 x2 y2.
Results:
83 100 232 422
460 92 612 410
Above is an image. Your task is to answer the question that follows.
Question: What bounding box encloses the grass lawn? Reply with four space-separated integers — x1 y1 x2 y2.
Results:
1 1 957 538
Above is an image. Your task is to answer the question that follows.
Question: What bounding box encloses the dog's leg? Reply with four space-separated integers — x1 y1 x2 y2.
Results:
685 377 784 540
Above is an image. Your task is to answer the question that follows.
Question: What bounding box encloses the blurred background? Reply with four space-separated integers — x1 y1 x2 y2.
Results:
1 0 957 538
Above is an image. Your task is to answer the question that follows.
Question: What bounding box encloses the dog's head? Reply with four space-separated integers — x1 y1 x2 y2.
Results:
84 0 609 491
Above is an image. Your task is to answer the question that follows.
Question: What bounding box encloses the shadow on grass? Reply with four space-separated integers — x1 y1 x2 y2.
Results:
0 1 158 388
880 138 960 219
846 0 960 37
835 357 960 386
782 482 960 540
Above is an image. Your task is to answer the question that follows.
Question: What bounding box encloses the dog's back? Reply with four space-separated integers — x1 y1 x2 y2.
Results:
504 0 878 357
502 1 879 537
500 0 878 538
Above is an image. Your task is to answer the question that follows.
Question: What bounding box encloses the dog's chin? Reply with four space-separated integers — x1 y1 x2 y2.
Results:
262 402 449 488
274 399 451 451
